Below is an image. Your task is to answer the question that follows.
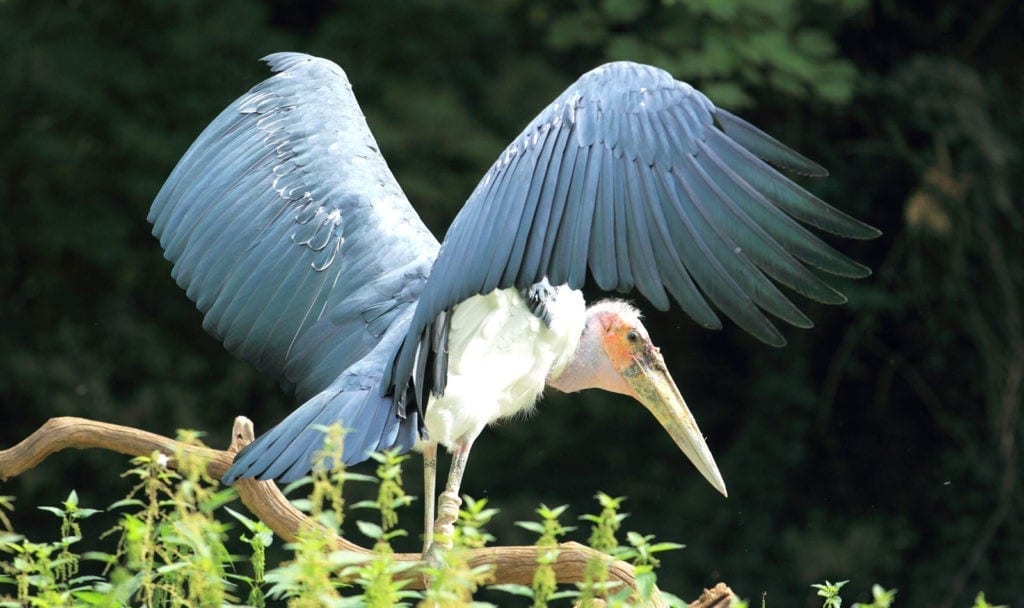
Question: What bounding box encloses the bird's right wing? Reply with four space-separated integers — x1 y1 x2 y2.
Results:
388 61 879 409
150 53 439 402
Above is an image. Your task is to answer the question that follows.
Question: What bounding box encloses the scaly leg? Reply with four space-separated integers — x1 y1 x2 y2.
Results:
421 442 438 554
424 436 475 560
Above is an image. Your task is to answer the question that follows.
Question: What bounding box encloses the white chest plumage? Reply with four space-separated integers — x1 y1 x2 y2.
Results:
422 285 586 448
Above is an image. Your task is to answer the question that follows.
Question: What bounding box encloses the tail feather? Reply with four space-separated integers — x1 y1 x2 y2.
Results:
222 373 420 484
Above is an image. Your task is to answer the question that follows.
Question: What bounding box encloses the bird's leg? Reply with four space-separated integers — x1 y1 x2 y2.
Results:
434 441 470 545
423 436 475 560
421 441 438 554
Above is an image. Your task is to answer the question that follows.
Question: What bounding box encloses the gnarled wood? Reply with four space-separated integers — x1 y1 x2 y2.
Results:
0 416 733 607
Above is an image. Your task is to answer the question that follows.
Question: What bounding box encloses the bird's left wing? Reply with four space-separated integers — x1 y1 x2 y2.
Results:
150 53 439 402
389 61 878 408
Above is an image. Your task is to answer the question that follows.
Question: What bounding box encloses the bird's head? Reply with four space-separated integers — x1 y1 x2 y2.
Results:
549 300 728 496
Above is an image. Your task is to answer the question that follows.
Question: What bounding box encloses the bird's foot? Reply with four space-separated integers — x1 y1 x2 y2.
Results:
422 540 447 570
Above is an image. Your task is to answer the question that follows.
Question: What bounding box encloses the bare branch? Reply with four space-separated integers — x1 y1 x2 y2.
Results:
0 416 733 607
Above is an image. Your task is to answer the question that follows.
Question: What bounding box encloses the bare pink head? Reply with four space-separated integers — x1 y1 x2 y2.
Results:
548 300 727 496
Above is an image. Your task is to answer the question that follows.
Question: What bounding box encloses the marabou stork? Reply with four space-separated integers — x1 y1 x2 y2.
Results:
149 53 877 553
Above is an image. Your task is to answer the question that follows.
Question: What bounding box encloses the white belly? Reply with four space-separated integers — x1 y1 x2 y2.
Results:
423 285 585 448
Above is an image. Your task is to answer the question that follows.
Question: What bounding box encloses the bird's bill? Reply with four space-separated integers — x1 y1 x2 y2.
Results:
623 351 728 497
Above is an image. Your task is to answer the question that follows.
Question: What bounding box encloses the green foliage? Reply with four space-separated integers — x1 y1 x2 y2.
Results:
303 423 351 530
812 580 849 608
582 492 626 553
0 456 1007 606
37 490 101 583
497 496 683 607
416 493 498 606
456 496 499 550
224 507 273 607
0 497 14 533
970 592 1008 608
852 585 897 608
267 430 419 607
369 450 414 533
578 493 626 605
105 433 235 607
517 504 574 607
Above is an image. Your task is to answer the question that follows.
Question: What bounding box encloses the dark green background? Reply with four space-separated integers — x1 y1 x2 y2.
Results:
1 1 1020 606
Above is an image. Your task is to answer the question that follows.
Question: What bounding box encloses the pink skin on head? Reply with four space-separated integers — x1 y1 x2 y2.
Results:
546 301 647 396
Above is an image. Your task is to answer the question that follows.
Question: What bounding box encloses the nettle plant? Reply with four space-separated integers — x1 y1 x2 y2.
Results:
0 426 693 607
0 425 1006 607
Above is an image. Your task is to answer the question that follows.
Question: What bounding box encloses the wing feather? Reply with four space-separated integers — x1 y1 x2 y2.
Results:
624 168 669 309
549 142 598 285
610 159 634 291
388 60 877 403
152 54 440 481
641 170 722 329
151 53 439 400
704 129 879 241
528 124 575 279
588 149 620 290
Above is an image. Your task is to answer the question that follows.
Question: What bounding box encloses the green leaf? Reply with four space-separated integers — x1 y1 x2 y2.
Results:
343 472 378 483
72 508 103 519
81 551 116 564
356 520 383 540
156 562 188 574
490 583 534 597
290 498 313 513
648 541 686 553
224 506 257 529
69 591 110 605
281 477 314 496
515 521 546 534
636 569 657 599
107 498 145 510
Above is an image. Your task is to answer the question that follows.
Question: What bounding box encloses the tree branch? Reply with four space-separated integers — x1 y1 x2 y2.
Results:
0 416 733 607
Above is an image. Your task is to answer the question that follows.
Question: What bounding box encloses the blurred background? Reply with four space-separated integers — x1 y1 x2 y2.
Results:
1 1 1020 606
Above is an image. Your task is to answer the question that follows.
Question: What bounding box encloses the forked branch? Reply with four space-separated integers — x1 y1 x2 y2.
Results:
0 416 733 607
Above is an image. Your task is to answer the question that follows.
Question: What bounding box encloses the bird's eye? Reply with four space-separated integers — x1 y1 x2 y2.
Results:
626 330 640 343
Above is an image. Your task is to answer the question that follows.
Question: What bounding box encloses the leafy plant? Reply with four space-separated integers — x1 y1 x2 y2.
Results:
813 579 849 608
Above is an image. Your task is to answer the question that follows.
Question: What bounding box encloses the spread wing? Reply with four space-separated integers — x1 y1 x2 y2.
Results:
389 61 878 407
150 52 439 403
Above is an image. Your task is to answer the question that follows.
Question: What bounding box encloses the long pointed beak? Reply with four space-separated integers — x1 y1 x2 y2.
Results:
622 350 728 497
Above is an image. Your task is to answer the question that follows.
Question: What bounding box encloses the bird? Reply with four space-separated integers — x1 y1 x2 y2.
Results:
149 52 877 554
